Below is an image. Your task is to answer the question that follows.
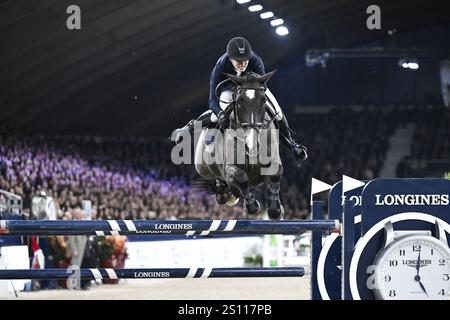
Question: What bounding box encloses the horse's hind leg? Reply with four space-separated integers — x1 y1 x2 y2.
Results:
214 178 231 205
266 164 284 220
243 192 261 215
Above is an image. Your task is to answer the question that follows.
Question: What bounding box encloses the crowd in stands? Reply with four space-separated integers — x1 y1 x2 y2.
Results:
280 104 412 216
396 105 450 178
1 104 448 291
0 125 243 221
1 104 448 223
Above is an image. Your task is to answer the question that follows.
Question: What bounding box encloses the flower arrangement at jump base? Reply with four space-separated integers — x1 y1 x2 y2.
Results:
93 235 128 284
48 236 72 288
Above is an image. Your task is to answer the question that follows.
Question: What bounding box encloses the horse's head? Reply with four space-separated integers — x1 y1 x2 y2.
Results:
222 71 278 162
224 70 276 130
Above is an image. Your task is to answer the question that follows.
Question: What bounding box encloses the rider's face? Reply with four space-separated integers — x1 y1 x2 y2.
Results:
230 59 249 73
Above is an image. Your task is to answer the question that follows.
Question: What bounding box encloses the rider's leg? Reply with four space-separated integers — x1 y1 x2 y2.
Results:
278 115 297 149
186 110 214 133
265 88 308 161
174 110 214 144
178 90 234 133
212 90 234 124
265 89 295 149
175 110 211 140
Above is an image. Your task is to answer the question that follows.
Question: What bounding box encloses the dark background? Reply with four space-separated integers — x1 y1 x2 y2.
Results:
1 0 449 136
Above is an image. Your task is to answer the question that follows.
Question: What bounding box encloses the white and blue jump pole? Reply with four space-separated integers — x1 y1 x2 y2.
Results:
0 219 340 236
0 267 305 280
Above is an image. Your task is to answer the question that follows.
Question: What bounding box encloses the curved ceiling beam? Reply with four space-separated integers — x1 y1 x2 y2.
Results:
0 0 217 120
30 21 288 134
0 0 186 101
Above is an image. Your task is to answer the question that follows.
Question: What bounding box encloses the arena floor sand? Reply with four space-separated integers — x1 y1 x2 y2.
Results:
8 276 310 300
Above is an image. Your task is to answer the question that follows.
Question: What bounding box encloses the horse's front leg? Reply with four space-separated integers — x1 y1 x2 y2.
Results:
266 163 284 220
224 164 247 199
225 164 261 215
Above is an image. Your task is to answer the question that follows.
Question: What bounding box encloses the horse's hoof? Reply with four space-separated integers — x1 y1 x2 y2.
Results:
214 179 228 195
245 199 260 215
226 195 240 206
268 204 285 220
215 193 229 205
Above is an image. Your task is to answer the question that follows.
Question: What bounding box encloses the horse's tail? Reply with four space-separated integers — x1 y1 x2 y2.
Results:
191 177 217 194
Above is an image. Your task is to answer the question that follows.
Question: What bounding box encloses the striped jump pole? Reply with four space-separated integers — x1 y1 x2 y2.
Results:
0 219 340 236
0 267 305 280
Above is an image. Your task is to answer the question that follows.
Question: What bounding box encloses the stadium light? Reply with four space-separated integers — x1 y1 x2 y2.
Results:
248 4 263 12
398 58 419 70
260 11 274 19
270 18 284 27
229 1 288 38
276 26 289 36
408 62 419 69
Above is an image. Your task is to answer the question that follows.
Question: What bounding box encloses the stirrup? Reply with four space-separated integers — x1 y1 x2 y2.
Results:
291 143 308 162
174 120 194 144
184 120 195 132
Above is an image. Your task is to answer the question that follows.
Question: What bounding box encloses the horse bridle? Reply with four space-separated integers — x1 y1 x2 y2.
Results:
215 79 279 131
214 77 280 162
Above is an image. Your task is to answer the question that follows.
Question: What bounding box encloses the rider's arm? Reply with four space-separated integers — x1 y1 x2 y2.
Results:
252 54 265 76
208 59 224 116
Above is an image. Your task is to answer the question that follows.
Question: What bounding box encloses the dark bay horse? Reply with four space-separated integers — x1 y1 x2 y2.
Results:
194 71 284 220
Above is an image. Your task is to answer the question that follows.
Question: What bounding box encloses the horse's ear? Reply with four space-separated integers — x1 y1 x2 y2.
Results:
259 70 277 85
223 72 243 85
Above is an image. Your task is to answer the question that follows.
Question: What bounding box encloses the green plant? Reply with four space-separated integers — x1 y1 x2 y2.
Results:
92 235 128 264
48 236 71 262
243 244 263 266
298 243 310 253
244 253 263 266
92 236 114 261
444 172 450 180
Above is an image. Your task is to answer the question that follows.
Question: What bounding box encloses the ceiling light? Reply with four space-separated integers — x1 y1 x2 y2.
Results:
248 5 263 12
270 18 284 27
408 62 419 69
276 26 289 36
260 11 274 19
398 58 419 70
236 0 251 4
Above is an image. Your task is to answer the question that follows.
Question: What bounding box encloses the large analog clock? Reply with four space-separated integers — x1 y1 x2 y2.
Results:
373 230 450 300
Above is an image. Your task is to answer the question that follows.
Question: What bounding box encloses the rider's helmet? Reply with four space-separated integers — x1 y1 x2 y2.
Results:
227 37 252 61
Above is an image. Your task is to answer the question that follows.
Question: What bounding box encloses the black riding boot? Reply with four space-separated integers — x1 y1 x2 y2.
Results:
276 116 308 162
189 110 214 132
174 110 214 144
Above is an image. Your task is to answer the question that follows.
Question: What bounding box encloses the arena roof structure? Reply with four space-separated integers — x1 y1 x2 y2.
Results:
0 0 449 136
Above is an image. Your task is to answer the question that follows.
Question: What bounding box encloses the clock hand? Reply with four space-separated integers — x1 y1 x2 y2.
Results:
416 251 421 276
415 276 429 297
419 281 429 297
414 252 428 297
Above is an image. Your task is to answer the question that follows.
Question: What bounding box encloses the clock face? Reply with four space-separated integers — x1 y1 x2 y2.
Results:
374 234 450 300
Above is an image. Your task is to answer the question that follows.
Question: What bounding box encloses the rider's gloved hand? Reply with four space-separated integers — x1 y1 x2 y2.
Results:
292 143 308 162
218 111 230 129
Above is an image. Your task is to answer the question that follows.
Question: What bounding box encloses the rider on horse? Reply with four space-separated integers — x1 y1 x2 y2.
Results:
175 37 308 163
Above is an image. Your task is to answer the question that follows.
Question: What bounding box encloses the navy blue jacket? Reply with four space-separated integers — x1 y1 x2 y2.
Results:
209 52 265 115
